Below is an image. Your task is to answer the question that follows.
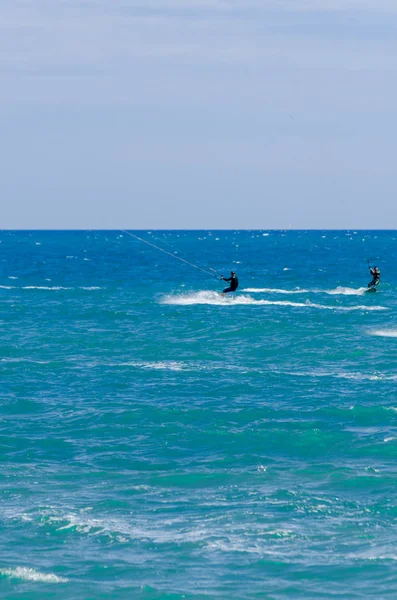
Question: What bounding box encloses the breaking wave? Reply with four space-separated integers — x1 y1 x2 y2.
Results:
0 567 67 583
121 361 188 371
22 286 71 290
368 329 397 338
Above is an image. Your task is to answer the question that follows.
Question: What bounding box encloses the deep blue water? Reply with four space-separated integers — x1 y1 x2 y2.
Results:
1 230 397 599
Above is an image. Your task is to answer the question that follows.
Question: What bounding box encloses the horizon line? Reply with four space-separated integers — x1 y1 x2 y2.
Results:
1 228 397 233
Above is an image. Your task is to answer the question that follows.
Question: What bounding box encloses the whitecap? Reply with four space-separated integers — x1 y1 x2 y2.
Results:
336 372 397 382
121 361 187 371
369 329 397 338
1 358 51 364
0 567 67 583
22 286 70 291
24 508 206 545
289 370 397 381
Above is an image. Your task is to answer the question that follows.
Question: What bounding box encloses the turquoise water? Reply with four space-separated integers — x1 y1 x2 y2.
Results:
1 230 397 599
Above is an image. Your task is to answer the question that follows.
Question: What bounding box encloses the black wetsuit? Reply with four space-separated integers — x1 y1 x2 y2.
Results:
222 274 239 294
368 267 380 289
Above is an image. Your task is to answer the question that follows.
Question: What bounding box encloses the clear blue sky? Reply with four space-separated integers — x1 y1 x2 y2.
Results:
1 0 397 229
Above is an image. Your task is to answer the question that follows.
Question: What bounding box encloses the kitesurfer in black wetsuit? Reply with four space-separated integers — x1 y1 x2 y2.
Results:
221 271 239 294
368 265 380 289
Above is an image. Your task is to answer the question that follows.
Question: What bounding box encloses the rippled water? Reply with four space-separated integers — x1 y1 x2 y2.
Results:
1 230 397 599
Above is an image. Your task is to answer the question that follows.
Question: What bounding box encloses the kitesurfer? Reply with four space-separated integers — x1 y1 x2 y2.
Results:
368 265 380 289
221 271 239 295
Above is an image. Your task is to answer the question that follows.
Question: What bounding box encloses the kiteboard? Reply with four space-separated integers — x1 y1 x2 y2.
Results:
366 287 377 293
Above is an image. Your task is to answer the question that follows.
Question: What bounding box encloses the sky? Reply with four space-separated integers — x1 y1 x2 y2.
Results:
1 0 397 229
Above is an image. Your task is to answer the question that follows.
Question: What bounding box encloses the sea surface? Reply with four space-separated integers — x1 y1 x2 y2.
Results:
1 230 397 599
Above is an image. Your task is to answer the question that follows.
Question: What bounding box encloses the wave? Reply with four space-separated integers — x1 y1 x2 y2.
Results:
1 358 52 364
118 361 248 373
110 362 397 381
290 369 397 382
0 567 67 583
22 286 71 290
14 508 204 545
11 506 295 551
161 291 387 311
369 329 397 338
242 286 367 296
121 361 188 371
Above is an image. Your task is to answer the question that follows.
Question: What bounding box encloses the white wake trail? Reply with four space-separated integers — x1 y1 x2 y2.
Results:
161 291 387 311
243 286 367 296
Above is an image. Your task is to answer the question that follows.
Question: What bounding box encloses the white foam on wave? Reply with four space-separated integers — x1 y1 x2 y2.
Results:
12 506 296 552
1 358 51 364
122 361 188 371
280 369 397 381
0 567 67 583
336 372 397 382
106 362 397 380
243 286 367 296
369 329 397 338
16 507 206 545
118 360 243 373
161 291 388 311
22 286 71 291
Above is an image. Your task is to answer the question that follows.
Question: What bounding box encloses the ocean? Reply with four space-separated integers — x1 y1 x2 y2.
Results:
1 230 396 599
